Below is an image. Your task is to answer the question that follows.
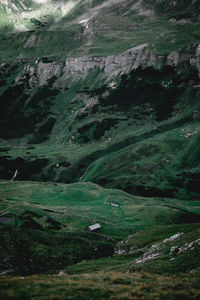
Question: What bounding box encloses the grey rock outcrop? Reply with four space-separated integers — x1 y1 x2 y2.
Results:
190 44 200 73
62 43 200 80
14 43 200 87
23 35 37 49
133 232 184 264
167 51 180 66
37 62 63 86
114 244 137 255
171 238 200 255
62 43 200 81
62 44 160 80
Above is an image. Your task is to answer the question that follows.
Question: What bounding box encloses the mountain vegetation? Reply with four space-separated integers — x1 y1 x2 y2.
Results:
0 0 200 299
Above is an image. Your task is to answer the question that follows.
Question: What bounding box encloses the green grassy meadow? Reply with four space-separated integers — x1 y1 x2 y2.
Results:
0 180 200 275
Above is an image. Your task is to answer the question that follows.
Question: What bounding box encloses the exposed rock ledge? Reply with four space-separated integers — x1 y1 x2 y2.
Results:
14 43 200 87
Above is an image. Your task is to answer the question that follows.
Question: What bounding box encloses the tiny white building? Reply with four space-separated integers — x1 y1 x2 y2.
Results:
110 203 120 208
86 223 101 232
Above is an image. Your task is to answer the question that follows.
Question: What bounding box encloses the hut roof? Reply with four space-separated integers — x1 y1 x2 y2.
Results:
110 203 119 207
88 223 101 231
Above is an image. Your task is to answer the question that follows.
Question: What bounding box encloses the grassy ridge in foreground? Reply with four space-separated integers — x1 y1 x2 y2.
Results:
0 271 200 300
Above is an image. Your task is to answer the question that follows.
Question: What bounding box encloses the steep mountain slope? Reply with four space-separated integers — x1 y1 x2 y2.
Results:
0 0 200 298
0 43 200 199
1 0 200 59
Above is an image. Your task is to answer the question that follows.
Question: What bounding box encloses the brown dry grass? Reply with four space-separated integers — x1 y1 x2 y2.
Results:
0 271 200 299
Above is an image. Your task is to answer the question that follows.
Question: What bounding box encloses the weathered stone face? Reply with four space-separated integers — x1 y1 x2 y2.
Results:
13 43 200 88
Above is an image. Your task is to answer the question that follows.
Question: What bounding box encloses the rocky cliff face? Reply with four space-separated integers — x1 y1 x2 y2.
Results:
13 43 200 88
55 43 200 80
